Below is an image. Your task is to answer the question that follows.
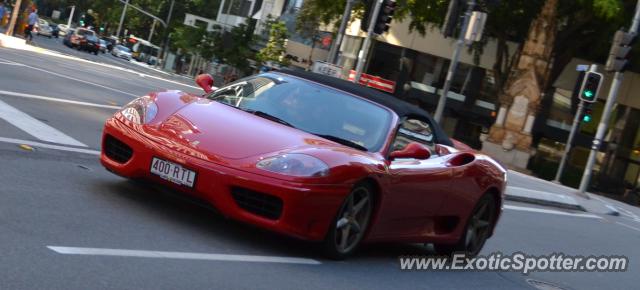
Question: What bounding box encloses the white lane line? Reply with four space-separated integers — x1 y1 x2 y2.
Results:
0 100 87 147
0 56 138 97
0 137 99 155
47 246 321 265
504 205 602 219
0 49 200 90
0 90 121 110
615 222 640 233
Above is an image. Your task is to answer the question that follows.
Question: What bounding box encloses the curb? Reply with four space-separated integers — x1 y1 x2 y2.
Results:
505 194 587 212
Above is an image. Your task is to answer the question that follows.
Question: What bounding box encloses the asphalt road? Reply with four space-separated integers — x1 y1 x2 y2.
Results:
1 44 639 290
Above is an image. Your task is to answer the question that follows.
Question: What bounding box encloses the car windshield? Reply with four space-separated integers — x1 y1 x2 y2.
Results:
117 46 130 52
206 74 393 151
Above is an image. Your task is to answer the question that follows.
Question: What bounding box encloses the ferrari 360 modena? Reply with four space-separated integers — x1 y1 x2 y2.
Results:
101 69 507 259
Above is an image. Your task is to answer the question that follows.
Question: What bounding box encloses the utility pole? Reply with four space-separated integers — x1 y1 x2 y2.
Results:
6 0 23 36
67 5 75 28
148 19 156 42
554 65 598 183
354 0 383 83
578 0 640 194
160 0 175 69
116 0 129 38
433 0 476 123
327 0 356 64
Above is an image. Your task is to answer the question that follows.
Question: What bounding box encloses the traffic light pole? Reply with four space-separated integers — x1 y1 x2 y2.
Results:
433 0 476 123
354 0 383 83
554 101 585 183
327 0 357 64
578 0 640 194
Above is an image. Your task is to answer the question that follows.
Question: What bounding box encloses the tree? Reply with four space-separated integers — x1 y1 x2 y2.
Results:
208 20 257 75
295 1 324 69
256 18 290 67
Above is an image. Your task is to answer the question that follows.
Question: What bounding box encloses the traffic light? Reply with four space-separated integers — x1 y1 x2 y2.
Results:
578 71 603 103
605 29 636 72
361 0 397 34
581 103 594 123
373 0 397 34
79 14 86 27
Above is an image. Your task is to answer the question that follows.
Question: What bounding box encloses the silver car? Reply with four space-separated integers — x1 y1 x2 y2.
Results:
111 45 132 61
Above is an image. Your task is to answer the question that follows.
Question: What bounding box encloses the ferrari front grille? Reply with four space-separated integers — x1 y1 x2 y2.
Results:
104 135 133 164
231 187 283 220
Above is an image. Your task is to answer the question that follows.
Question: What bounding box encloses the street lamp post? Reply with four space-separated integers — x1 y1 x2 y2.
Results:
116 0 129 38
433 0 476 123
327 0 356 64
67 5 75 28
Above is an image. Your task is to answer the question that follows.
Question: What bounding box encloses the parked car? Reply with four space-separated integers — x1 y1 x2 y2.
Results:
49 24 60 38
57 24 70 36
80 34 101 55
36 23 53 38
111 45 132 61
100 37 116 51
62 29 76 47
98 39 108 54
100 70 507 260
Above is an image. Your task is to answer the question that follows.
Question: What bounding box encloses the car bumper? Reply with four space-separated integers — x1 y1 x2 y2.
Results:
100 118 351 241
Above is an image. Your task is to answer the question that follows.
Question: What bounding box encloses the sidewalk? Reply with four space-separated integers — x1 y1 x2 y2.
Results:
506 170 624 216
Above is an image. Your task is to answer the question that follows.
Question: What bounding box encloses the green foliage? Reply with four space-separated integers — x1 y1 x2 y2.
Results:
257 19 290 66
209 21 257 74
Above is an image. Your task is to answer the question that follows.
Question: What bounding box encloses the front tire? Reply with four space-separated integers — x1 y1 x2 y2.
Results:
323 183 374 260
434 194 497 258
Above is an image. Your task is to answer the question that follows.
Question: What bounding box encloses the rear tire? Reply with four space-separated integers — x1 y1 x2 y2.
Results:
434 194 497 258
323 183 374 260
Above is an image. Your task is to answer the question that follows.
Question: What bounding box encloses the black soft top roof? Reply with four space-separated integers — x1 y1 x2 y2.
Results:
275 69 454 146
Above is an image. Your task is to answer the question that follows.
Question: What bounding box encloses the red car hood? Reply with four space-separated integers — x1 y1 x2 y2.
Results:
153 99 334 160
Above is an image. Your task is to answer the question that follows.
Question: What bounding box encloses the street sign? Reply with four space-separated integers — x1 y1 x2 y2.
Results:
464 11 487 44
311 61 343 79
348 70 396 93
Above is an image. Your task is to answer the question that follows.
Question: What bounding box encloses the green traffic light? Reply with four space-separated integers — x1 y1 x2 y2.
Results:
584 90 594 98
583 115 592 123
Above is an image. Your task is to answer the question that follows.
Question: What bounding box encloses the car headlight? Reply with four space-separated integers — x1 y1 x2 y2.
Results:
256 154 330 177
120 96 158 124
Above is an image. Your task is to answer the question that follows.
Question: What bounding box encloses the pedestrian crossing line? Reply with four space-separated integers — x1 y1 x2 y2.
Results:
0 137 100 155
0 100 87 147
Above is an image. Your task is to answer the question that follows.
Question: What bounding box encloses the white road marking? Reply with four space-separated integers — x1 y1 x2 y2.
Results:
504 204 602 219
47 246 321 265
0 100 87 147
0 56 138 97
0 90 121 110
0 137 99 155
0 49 200 90
615 222 640 233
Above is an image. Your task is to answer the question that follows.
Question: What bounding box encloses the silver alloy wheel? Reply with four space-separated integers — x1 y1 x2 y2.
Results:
334 187 372 254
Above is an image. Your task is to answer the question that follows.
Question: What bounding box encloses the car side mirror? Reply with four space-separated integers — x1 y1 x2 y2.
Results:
389 142 432 160
195 74 215 94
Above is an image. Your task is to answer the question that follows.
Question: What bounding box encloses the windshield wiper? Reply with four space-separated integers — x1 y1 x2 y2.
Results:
241 108 295 128
312 133 368 151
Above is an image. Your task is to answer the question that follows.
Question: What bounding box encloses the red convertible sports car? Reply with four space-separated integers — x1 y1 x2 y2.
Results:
101 69 507 259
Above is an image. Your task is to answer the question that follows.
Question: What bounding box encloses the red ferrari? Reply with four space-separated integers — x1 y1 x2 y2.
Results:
101 69 507 259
